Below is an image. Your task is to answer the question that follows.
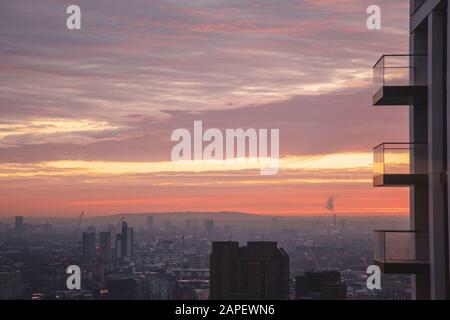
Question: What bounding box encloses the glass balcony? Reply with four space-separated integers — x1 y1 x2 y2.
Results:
373 143 427 187
373 54 427 105
374 230 429 274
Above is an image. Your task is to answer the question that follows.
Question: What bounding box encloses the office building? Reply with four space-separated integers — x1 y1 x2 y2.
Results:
210 241 289 300
0 270 22 300
371 0 450 299
82 232 96 261
99 232 112 262
14 216 24 235
205 219 214 237
295 271 347 300
117 221 134 259
120 221 128 258
146 215 154 230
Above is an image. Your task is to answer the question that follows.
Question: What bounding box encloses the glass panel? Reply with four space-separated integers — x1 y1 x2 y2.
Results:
374 231 429 262
385 232 415 261
373 143 427 176
372 55 427 94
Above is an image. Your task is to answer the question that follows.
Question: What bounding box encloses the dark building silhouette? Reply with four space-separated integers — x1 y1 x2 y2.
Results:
295 271 347 300
371 0 450 299
210 241 289 300
14 216 24 235
82 232 96 260
99 232 112 261
106 278 137 300
146 215 154 230
116 221 134 260
0 270 22 300
205 219 214 237
120 221 128 258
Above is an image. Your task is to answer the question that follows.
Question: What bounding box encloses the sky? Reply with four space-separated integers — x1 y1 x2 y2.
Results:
0 0 411 217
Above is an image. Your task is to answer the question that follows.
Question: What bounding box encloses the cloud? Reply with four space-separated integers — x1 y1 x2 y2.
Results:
1 0 409 122
0 0 411 216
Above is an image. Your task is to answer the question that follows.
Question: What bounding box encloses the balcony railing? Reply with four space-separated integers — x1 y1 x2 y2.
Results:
373 143 427 186
374 230 429 274
373 143 427 175
373 54 427 92
372 54 427 105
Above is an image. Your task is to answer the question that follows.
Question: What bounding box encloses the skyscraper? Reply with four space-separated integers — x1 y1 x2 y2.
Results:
210 241 289 300
117 221 134 259
120 221 128 258
82 232 96 261
205 219 214 237
371 0 450 299
127 227 134 257
146 215 154 230
99 232 112 261
14 216 24 235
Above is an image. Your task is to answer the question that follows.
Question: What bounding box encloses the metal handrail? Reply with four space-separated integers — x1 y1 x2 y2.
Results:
372 54 427 69
374 230 427 233
372 142 427 150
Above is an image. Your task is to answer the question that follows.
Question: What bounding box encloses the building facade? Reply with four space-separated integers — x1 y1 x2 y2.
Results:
99 232 112 262
295 271 347 300
210 241 289 300
82 232 96 261
0 270 22 300
372 0 450 300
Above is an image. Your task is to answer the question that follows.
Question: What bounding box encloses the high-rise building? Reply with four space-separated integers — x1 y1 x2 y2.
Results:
146 215 154 230
106 223 116 243
14 216 24 235
99 232 112 261
205 219 214 237
371 0 450 299
0 270 21 300
120 221 128 258
117 221 134 259
82 232 96 260
127 227 134 257
210 241 289 300
295 271 347 300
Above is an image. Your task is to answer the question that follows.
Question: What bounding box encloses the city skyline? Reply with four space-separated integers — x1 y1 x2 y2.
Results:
2 0 450 303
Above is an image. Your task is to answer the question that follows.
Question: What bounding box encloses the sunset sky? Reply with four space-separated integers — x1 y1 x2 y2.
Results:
0 0 411 217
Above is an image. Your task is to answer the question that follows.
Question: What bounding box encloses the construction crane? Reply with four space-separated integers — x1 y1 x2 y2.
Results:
74 210 85 240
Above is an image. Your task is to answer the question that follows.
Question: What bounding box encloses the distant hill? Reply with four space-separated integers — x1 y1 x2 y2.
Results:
84 211 266 225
